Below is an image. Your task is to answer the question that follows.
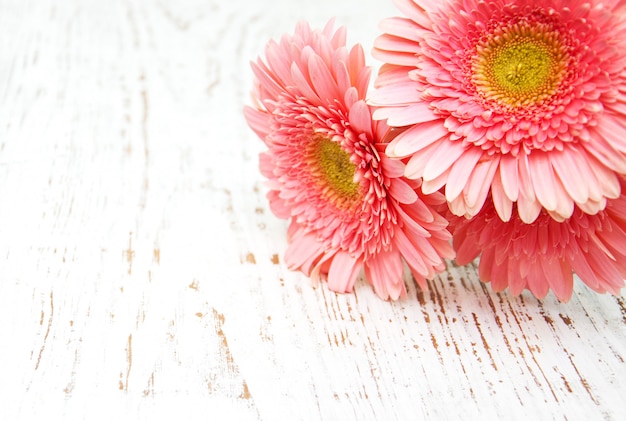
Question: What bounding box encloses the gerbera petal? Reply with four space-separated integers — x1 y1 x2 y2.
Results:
550 147 592 204
348 44 367 87
586 155 622 200
386 120 449 158
445 146 482 202
244 106 271 140
284 230 325 275
583 134 626 173
542 258 574 302
529 152 559 212
308 53 342 102
378 17 427 42
422 167 451 195
382 103 439 127
395 226 429 274
499 154 519 202
388 178 418 204
526 262 550 299
365 249 406 300
392 0 434 29
289 61 321 104
348 100 373 137
327 251 362 293
464 157 499 212
404 141 443 179
491 168 513 222
423 139 466 181
369 81 424 106
380 153 405 178
453 224 481 265
593 114 626 154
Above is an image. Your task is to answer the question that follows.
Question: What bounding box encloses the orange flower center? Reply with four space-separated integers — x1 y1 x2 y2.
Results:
472 22 568 108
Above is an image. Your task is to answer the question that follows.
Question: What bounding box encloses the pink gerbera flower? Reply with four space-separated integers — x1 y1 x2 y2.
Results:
371 0 626 223
244 21 454 300
451 177 626 301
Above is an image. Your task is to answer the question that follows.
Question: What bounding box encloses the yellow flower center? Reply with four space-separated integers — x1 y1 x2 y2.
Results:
317 138 359 196
492 42 551 93
472 24 568 108
309 136 361 207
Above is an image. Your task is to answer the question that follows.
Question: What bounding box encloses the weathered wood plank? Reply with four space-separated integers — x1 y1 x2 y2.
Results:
0 0 624 420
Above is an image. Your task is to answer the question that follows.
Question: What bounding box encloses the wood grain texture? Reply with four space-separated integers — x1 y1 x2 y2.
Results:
0 0 625 419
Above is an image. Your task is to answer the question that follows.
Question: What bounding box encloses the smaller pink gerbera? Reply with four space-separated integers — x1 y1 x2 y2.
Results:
244 21 454 300
451 179 626 301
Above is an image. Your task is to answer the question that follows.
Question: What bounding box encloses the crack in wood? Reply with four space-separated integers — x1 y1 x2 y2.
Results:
34 292 54 371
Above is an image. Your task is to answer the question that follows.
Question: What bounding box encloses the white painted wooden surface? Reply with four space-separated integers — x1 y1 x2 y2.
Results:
1 0 625 419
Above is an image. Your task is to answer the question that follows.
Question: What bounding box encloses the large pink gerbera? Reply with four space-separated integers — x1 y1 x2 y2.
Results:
370 0 626 223
244 21 454 300
451 178 626 301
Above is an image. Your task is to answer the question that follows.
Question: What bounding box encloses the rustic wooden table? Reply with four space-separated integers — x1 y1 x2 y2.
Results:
1 0 625 419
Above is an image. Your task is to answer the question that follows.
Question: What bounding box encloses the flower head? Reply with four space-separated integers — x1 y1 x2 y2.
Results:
451 178 626 301
244 21 454 300
371 0 626 223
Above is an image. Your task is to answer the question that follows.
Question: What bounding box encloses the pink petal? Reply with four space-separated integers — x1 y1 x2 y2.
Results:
348 100 373 137
597 221 626 257
400 197 435 225
454 226 481 265
526 262 550 299
499 154 520 202
423 139 466 181
348 44 366 83
243 106 270 139
395 227 429 274
586 155 621 200
491 169 513 222
593 114 626 154
386 120 449 158
284 231 325 275
378 17 426 41
404 141 443 179
371 47 420 67
327 251 362 293
577 198 607 215
308 53 342 102
541 258 573 301
333 60 352 97
290 62 321 104
550 147 591 204
583 133 626 173
477 248 495 283
374 32 421 55
384 103 439 127
517 192 542 223
365 249 407 300
381 154 405 178
529 152 559 211
448 194 468 217
464 157 499 212
445 147 482 202
368 82 423 106
389 178 419 204
393 0 433 29
422 167 451 194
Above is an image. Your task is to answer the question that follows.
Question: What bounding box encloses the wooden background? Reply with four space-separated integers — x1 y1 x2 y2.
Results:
1 0 625 419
